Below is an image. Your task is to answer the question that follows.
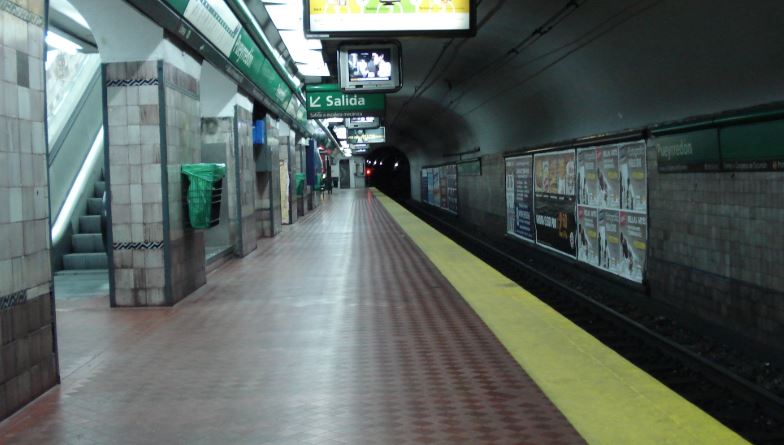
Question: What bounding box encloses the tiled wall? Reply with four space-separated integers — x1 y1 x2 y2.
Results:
235 105 257 255
647 147 784 351
0 0 58 420
105 59 205 306
163 62 205 304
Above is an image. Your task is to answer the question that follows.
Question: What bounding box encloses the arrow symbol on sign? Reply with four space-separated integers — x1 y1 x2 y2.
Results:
308 96 322 108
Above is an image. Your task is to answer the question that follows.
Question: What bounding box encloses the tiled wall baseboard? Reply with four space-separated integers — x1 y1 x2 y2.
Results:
106 78 159 88
0 0 44 26
113 241 164 250
0 289 28 310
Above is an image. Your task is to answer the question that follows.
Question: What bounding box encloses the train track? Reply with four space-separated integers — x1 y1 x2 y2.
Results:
404 200 784 445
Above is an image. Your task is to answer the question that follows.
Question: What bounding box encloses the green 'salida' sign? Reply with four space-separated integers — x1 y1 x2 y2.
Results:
306 84 385 119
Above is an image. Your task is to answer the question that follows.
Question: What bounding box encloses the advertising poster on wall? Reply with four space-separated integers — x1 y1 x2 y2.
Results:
432 168 441 206
427 169 435 205
534 150 577 257
439 166 448 209
577 147 600 206
510 155 535 242
446 164 458 213
598 209 621 274
505 159 515 233
619 142 648 212
597 145 620 209
619 211 647 283
421 169 428 202
577 206 600 267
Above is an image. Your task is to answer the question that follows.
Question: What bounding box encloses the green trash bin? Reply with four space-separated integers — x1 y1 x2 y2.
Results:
181 163 226 229
294 173 306 196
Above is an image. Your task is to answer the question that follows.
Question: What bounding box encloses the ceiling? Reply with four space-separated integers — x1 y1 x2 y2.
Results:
316 0 784 162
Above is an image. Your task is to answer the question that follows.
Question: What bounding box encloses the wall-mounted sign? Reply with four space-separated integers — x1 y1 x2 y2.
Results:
305 0 476 38
306 84 385 119
457 158 481 176
347 127 386 144
654 128 721 173
158 0 304 129
720 119 784 171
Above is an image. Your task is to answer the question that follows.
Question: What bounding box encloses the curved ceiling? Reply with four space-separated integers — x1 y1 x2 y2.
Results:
330 0 784 162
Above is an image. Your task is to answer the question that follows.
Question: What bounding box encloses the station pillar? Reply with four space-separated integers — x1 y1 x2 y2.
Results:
103 51 206 306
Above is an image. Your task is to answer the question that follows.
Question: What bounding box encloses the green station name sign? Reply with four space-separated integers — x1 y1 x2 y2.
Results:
306 84 385 119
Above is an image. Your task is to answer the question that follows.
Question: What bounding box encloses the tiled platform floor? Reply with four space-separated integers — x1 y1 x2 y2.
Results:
0 189 584 444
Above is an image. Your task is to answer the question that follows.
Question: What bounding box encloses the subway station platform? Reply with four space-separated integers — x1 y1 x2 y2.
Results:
0 190 743 444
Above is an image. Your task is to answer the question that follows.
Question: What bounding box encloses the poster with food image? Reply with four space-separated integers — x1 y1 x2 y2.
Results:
618 211 647 283
597 209 621 274
577 147 600 206
576 206 600 267
597 145 620 209
534 150 577 257
619 141 648 212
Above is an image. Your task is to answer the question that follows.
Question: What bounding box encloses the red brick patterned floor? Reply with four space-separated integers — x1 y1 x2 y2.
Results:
0 190 584 444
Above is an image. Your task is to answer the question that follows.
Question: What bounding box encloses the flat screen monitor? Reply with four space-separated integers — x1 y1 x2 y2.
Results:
339 42 401 93
347 127 386 144
346 116 380 129
304 0 476 38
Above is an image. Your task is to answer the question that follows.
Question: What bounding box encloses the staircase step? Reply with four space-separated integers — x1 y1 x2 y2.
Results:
94 181 106 198
86 197 103 215
71 233 104 253
63 253 108 270
79 215 102 234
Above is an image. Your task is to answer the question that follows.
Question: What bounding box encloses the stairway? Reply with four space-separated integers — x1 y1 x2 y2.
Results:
62 177 108 270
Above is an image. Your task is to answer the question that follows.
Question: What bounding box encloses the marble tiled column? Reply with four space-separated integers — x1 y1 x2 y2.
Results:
234 104 257 256
0 0 58 420
104 58 205 307
256 119 281 237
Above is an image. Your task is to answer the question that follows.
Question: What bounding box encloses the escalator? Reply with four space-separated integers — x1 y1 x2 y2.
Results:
47 51 109 297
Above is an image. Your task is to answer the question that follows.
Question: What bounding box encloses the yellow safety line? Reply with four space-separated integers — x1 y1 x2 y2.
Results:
373 190 747 445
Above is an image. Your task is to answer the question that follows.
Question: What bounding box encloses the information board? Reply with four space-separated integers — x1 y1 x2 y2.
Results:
422 165 458 214
533 150 577 257
619 141 648 212
305 0 475 38
577 206 599 267
446 164 458 213
505 155 535 242
576 140 648 283
619 211 647 282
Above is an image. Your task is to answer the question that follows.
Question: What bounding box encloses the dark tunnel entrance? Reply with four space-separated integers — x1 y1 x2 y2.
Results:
365 147 411 200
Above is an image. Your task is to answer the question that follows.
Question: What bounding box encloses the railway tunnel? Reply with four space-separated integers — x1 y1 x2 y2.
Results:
1 0 783 443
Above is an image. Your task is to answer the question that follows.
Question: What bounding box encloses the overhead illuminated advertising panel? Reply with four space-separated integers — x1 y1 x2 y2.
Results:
304 0 476 38
347 127 386 144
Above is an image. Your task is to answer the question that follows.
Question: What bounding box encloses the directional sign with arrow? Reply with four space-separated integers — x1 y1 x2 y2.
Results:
306 84 385 119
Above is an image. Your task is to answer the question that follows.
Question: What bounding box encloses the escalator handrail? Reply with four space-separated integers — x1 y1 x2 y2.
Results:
51 127 104 245
48 66 101 167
